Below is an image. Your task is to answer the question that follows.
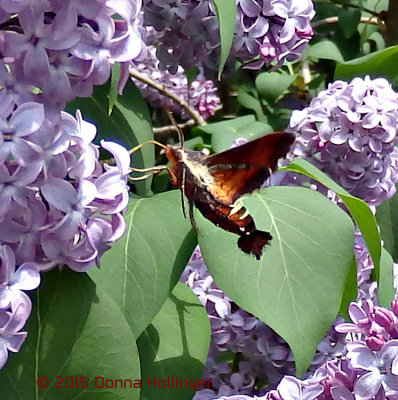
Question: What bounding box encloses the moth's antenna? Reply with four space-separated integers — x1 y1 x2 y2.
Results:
165 109 184 148
129 140 167 155
127 140 169 181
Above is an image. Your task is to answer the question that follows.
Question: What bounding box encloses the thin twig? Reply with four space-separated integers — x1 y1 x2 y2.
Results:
130 68 206 126
153 119 196 135
312 16 379 28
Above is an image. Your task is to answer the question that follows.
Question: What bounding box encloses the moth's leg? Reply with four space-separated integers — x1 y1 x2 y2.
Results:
188 200 199 232
180 164 188 219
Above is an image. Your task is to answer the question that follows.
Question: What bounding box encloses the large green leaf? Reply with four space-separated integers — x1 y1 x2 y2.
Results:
338 9 361 39
67 80 154 196
339 257 358 320
305 40 345 63
0 269 140 400
378 248 395 308
138 283 210 400
282 159 381 280
196 115 273 152
197 186 354 376
255 72 297 104
89 191 197 338
212 0 236 79
334 45 398 84
376 189 398 262
237 86 268 122
109 63 121 114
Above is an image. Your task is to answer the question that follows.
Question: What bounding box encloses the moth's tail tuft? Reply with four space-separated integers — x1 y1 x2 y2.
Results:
237 230 272 260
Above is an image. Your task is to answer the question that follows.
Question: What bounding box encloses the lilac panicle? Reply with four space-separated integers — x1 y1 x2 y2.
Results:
182 247 347 400
142 0 314 71
131 45 220 120
232 0 314 69
0 0 145 373
0 0 146 108
0 302 30 370
142 0 219 73
0 95 131 371
287 76 398 206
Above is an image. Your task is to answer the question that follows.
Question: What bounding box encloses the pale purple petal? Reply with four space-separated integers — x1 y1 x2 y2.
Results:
41 178 77 213
10 102 45 136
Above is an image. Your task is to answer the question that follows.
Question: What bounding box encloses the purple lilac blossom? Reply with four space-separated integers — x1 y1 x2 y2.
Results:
0 244 40 370
214 298 398 400
0 0 147 374
182 247 347 400
0 0 146 108
131 45 220 120
142 0 219 73
232 0 314 69
287 76 398 206
142 0 314 72
0 101 131 369
0 302 31 369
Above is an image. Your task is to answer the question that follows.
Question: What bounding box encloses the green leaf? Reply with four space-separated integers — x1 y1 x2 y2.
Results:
89 191 197 338
305 40 345 63
339 256 358 319
185 67 199 87
378 248 395 308
212 0 236 79
138 283 211 400
334 45 398 84
282 158 381 281
67 80 154 197
376 189 398 262
196 116 273 152
237 87 267 122
198 186 354 375
0 269 140 400
109 63 121 115
338 9 361 39
255 72 297 104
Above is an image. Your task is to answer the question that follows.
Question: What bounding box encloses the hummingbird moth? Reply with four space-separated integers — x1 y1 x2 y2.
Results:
164 132 295 260
129 115 294 260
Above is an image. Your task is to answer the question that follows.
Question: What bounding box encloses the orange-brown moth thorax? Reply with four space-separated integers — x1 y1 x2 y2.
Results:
165 146 183 188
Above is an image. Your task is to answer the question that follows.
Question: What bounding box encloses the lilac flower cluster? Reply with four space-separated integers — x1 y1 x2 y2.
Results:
0 0 142 371
181 248 347 400
0 245 39 369
0 0 145 108
131 46 220 120
213 298 398 400
288 76 398 206
142 0 314 72
231 0 315 69
142 0 219 73
0 101 131 369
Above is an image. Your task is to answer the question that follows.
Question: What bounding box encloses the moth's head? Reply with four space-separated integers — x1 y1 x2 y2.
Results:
165 146 184 187
165 146 183 165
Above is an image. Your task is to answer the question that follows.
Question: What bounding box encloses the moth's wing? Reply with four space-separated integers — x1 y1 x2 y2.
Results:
205 132 295 204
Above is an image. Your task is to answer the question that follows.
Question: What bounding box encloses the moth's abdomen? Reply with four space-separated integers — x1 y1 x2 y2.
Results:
194 192 271 259
237 230 272 260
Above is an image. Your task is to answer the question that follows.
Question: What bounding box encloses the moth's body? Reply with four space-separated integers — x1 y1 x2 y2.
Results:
165 132 295 259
